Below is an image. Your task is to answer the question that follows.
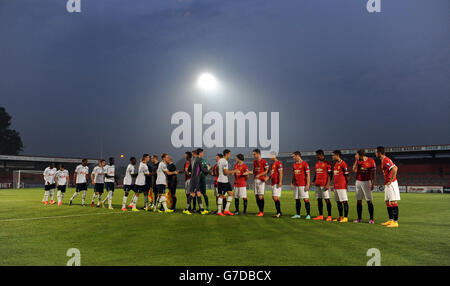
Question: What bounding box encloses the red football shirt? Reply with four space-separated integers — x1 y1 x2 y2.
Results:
381 156 397 184
315 160 332 187
333 160 349 189
184 161 191 180
234 163 249 187
270 160 283 186
356 158 376 181
253 159 269 181
293 160 310 186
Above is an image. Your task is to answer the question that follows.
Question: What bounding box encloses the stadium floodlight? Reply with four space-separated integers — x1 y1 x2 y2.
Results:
197 72 218 92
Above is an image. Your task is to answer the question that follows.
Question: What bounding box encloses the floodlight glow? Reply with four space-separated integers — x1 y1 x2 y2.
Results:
197 73 218 92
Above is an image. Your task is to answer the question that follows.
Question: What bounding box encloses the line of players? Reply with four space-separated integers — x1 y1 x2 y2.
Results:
41 146 400 227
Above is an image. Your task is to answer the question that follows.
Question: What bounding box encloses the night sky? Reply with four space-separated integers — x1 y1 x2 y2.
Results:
1 0 449 163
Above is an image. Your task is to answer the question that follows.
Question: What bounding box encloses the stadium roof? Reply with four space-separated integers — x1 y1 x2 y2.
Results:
0 154 98 164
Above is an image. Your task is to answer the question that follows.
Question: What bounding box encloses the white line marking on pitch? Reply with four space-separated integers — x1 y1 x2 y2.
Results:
0 211 132 223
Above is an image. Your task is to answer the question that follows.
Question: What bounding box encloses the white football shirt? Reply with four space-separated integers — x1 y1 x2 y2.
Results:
92 166 105 184
123 164 136 186
156 161 168 185
217 158 229 183
75 165 89 184
55 170 69 186
43 167 57 184
135 162 149 186
104 164 115 183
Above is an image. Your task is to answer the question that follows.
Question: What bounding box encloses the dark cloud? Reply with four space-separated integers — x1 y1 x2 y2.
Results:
0 0 449 162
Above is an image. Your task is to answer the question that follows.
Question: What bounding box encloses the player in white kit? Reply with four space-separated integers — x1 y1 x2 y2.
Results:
129 154 151 211
153 153 178 213
42 162 57 205
55 164 70 206
90 159 106 207
69 159 89 206
216 149 240 216
102 157 116 209
122 157 137 211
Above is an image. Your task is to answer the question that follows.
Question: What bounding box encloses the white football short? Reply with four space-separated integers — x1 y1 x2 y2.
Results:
272 185 282 197
384 180 401 201
355 180 373 201
315 186 331 199
234 187 247 199
254 179 266 196
334 189 348 202
293 186 309 200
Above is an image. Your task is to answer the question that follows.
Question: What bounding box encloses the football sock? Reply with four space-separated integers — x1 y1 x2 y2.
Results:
57 191 61 203
203 194 209 209
192 196 197 210
305 200 310 216
222 198 227 209
132 195 138 207
81 191 86 204
107 191 113 207
172 196 177 210
197 196 204 211
160 196 168 211
144 195 149 208
275 200 281 214
186 194 191 209
343 201 349 217
326 200 332 216
357 202 362 219
386 203 393 220
129 194 136 206
337 202 343 217
296 200 301 215
97 194 102 206
70 192 78 201
318 199 323 215
243 199 248 213
235 198 240 212
91 193 97 203
43 191 49 202
368 202 374 220
49 189 55 201
122 195 128 208
225 196 233 211
217 197 223 213
260 198 265 212
255 197 261 212
185 196 192 210
392 203 399 221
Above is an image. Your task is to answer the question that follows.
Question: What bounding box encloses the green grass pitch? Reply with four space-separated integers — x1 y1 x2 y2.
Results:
0 188 449 266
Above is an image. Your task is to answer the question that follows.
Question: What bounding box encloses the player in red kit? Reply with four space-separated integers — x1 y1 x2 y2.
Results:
312 150 333 221
233 154 249 215
290 151 311 219
332 150 350 223
352 149 376 224
246 149 269 216
269 152 283 218
376 146 400 228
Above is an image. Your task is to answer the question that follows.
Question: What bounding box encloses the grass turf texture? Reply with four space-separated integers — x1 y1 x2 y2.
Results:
0 188 449 266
